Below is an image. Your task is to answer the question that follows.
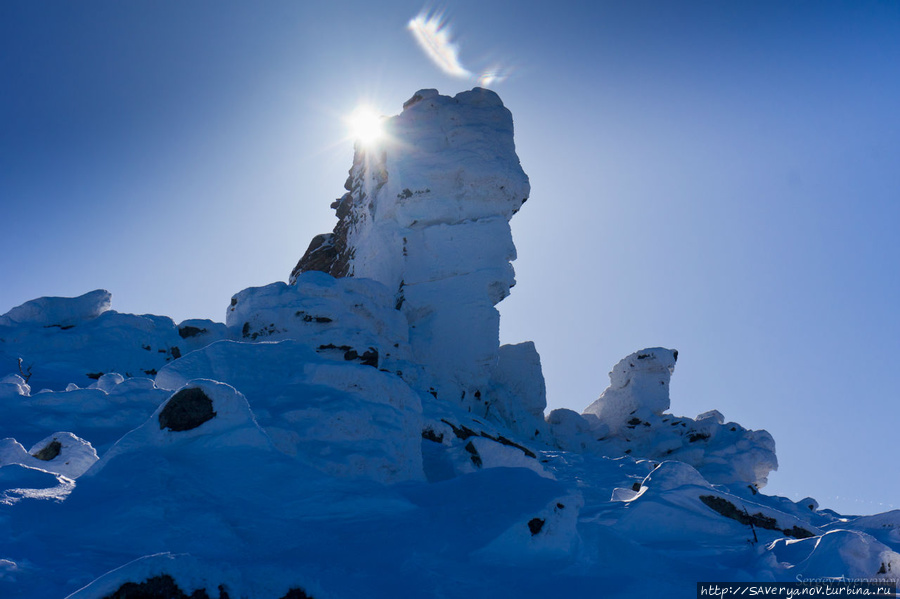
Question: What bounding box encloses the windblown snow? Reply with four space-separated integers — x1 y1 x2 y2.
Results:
1 89 896 598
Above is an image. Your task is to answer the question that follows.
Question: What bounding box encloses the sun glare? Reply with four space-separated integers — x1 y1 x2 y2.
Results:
346 105 384 145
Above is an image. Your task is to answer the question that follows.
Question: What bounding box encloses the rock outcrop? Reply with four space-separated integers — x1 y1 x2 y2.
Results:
290 88 531 408
549 347 778 489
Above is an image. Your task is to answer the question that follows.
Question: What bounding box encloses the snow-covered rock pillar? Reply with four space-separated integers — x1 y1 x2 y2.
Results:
291 89 530 406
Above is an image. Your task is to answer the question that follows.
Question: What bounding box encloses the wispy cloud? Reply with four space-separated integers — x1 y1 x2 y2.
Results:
408 11 472 79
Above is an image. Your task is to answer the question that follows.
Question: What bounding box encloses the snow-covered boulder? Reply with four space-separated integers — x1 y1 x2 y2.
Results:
582 348 677 433
639 460 712 492
564 348 778 489
155 340 424 483
485 342 550 440
0 289 111 328
0 291 222 390
767 529 900 580
0 374 30 398
226 273 417 378
89 380 273 471
0 375 169 454
474 493 583 563
290 88 531 408
0 432 98 479
546 408 596 452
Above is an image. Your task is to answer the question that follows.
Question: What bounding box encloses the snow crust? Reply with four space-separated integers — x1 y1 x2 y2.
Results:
0 88 895 598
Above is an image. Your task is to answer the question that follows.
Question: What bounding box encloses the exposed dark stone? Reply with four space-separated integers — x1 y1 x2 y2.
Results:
86 372 104 380
44 324 75 330
242 322 251 338
100 574 213 599
317 343 352 352
441 419 478 441
464 441 482 468
33 440 62 461
783 526 816 540
280 589 315 599
632 482 642 492
688 432 711 443
143 369 158 376
527 518 545 535
627 417 642 426
290 234 339 280
158 387 216 432
699 495 779 532
298 312 333 324
403 93 424 109
170 346 181 359
344 349 359 361
360 348 378 367
556 503 565 509
230 297 237 307
290 199 353 282
178 326 207 339
422 429 444 443
101 575 313 599
395 281 406 310
488 433 537 459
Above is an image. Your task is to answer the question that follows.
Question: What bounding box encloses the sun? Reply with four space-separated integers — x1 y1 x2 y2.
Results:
346 105 384 146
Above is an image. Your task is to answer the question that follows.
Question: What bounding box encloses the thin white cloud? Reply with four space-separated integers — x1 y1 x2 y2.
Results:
408 11 472 79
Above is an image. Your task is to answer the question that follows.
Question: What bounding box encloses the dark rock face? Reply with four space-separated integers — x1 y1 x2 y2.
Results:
289 180 358 284
421 428 444 443
178 326 207 339
101 575 313 599
158 387 216 432
464 441 482 468
699 495 814 540
101 574 215 599
32 440 62 461
290 233 340 281
528 518 545 535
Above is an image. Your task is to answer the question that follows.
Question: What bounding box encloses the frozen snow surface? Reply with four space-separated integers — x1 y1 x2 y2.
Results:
1 89 897 598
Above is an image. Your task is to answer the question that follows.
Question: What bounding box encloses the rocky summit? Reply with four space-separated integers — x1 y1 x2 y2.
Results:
0 89 897 598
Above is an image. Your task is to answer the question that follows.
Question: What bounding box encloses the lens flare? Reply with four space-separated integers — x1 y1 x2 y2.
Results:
346 105 384 145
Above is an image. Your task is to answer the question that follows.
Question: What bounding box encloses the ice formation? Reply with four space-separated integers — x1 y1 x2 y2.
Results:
0 88 896 598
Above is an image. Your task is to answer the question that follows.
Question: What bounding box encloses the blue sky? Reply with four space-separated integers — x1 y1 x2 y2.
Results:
2 1 899 515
